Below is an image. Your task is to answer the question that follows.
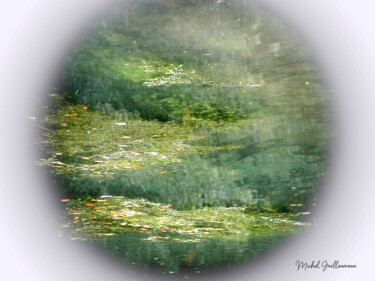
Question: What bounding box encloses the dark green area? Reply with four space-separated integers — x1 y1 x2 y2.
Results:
92 232 288 275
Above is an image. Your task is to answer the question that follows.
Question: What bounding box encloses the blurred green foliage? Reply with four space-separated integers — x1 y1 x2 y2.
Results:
62 1 280 122
44 0 331 213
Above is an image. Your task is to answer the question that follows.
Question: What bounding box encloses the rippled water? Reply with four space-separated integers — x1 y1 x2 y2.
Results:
91 231 289 275
54 0 331 275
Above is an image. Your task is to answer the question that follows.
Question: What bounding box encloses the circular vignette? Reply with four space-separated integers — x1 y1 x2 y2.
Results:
36 0 332 279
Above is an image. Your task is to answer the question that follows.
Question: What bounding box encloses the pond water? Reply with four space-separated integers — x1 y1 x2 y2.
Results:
91 231 288 276
41 0 331 276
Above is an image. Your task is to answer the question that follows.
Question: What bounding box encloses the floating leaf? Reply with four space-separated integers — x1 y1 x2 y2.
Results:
132 165 141 168
61 199 70 202
130 150 141 154
305 81 310 85
81 157 90 160
145 237 157 241
51 161 66 165
160 171 167 174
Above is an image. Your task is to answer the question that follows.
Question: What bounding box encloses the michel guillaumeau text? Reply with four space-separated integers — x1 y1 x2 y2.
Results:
295 260 357 272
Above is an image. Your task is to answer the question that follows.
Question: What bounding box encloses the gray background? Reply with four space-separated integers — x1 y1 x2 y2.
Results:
1 0 374 280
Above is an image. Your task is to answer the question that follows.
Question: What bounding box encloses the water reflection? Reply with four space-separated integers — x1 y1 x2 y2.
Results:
91 232 289 275
47 0 331 274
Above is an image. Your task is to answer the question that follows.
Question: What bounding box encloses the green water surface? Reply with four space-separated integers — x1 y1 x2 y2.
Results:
39 0 330 276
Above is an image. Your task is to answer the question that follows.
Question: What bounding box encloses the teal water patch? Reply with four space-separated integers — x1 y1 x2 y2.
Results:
90 231 289 275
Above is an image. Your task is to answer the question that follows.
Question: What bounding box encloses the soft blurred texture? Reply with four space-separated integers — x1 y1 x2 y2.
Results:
1 0 374 281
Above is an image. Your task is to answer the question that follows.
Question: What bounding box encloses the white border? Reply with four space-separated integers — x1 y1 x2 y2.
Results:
1 1 374 280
